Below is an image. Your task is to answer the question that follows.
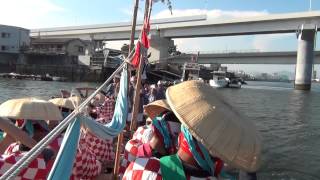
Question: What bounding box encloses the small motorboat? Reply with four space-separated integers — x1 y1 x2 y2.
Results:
209 76 228 88
209 71 228 88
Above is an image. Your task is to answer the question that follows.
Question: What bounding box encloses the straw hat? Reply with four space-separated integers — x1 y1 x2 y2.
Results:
144 100 171 119
49 96 80 110
166 80 261 172
0 98 63 121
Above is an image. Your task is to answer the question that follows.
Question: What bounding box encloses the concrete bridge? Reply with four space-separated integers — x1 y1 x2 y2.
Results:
30 11 320 40
166 51 320 64
30 11 320 90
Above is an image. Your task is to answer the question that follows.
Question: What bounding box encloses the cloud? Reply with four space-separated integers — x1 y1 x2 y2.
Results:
252 34 295 51
0 0 64 28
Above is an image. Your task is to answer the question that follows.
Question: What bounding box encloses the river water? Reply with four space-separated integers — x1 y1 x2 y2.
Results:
0 78 320 180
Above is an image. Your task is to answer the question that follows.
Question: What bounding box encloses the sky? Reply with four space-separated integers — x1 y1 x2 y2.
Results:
0 0 320 75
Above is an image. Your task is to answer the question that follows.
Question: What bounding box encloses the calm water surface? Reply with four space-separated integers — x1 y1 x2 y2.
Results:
0 78 320 180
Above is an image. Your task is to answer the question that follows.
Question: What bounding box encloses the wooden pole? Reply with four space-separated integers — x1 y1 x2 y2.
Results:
129 0 139 52
113 0 140 179
129 0 150 132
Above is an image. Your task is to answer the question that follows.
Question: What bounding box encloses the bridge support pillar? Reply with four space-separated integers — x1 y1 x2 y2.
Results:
295 28 316 90
149 34 174 69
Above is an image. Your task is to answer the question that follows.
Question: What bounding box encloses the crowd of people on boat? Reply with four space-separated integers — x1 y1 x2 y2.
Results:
0 76 261 179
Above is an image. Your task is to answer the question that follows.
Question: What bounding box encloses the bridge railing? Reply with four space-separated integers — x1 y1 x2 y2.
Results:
184 49 262 54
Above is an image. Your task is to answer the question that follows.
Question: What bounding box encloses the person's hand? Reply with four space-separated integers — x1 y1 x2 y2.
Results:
42 148 55 164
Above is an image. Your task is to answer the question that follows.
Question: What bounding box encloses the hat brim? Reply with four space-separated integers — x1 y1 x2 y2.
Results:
0 98 63 121
144 100 171 119
49 96 80 110
166 80 261 172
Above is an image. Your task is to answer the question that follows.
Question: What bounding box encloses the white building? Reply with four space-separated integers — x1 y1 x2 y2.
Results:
0 25 30 53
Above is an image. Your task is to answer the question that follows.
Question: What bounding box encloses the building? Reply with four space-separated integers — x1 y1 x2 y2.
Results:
0 25 30 72
19 38 88 66
29 38 87 56
0 25 30 54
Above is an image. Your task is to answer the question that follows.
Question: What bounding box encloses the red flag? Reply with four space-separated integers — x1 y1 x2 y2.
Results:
141 29 149 48
131 42 141 68
141 13 150 48
144 17 150 32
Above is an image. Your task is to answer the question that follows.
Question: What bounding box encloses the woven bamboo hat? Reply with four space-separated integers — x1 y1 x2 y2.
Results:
144 100 171 119
49 96 81 110
0 98 63 121
166 80 261 172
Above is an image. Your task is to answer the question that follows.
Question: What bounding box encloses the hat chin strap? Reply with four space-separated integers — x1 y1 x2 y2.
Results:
181 125 215 176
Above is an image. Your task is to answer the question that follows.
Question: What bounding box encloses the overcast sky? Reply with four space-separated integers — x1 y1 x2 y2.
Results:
0 0 319 74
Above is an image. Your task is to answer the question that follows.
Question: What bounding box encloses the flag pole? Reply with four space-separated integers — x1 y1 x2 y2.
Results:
129 0 151 132
113 0 140 179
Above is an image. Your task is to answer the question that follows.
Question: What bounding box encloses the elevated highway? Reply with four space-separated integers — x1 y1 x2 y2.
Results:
166 51 320 64
30 11 320 40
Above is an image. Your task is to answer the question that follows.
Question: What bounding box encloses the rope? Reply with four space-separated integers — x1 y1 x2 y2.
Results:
0 58 130 179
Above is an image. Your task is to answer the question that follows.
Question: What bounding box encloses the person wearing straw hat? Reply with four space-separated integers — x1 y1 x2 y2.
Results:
0 97 102 180
123 81 262 180
49 96 113 179
0 98 64 179
119 100 181 178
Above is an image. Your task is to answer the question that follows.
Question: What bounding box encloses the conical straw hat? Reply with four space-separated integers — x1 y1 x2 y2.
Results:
49 96 80 110
0 98 63 121
144 100 171 119
69 96 81 107
166 80 261 172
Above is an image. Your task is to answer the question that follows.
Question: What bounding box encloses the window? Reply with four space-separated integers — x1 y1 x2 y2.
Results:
1 46 8 51
57 45 62 51
78 46 84 53
1 32 10 38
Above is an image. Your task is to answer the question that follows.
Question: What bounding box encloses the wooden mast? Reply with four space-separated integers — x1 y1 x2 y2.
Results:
113 0 140 179
129 0 150 132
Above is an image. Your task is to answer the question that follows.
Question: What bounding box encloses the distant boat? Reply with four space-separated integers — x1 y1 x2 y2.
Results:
209 71 228 88
41 74 53 81
209 76 228 88
227 79 242 88
52 76 67 82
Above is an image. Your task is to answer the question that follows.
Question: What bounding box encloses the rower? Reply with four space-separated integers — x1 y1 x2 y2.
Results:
119 100 181 178
123 80 262 180
0 98 63 179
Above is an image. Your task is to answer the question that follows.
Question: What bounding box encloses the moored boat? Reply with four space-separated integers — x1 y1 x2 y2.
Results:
209 71 228 88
